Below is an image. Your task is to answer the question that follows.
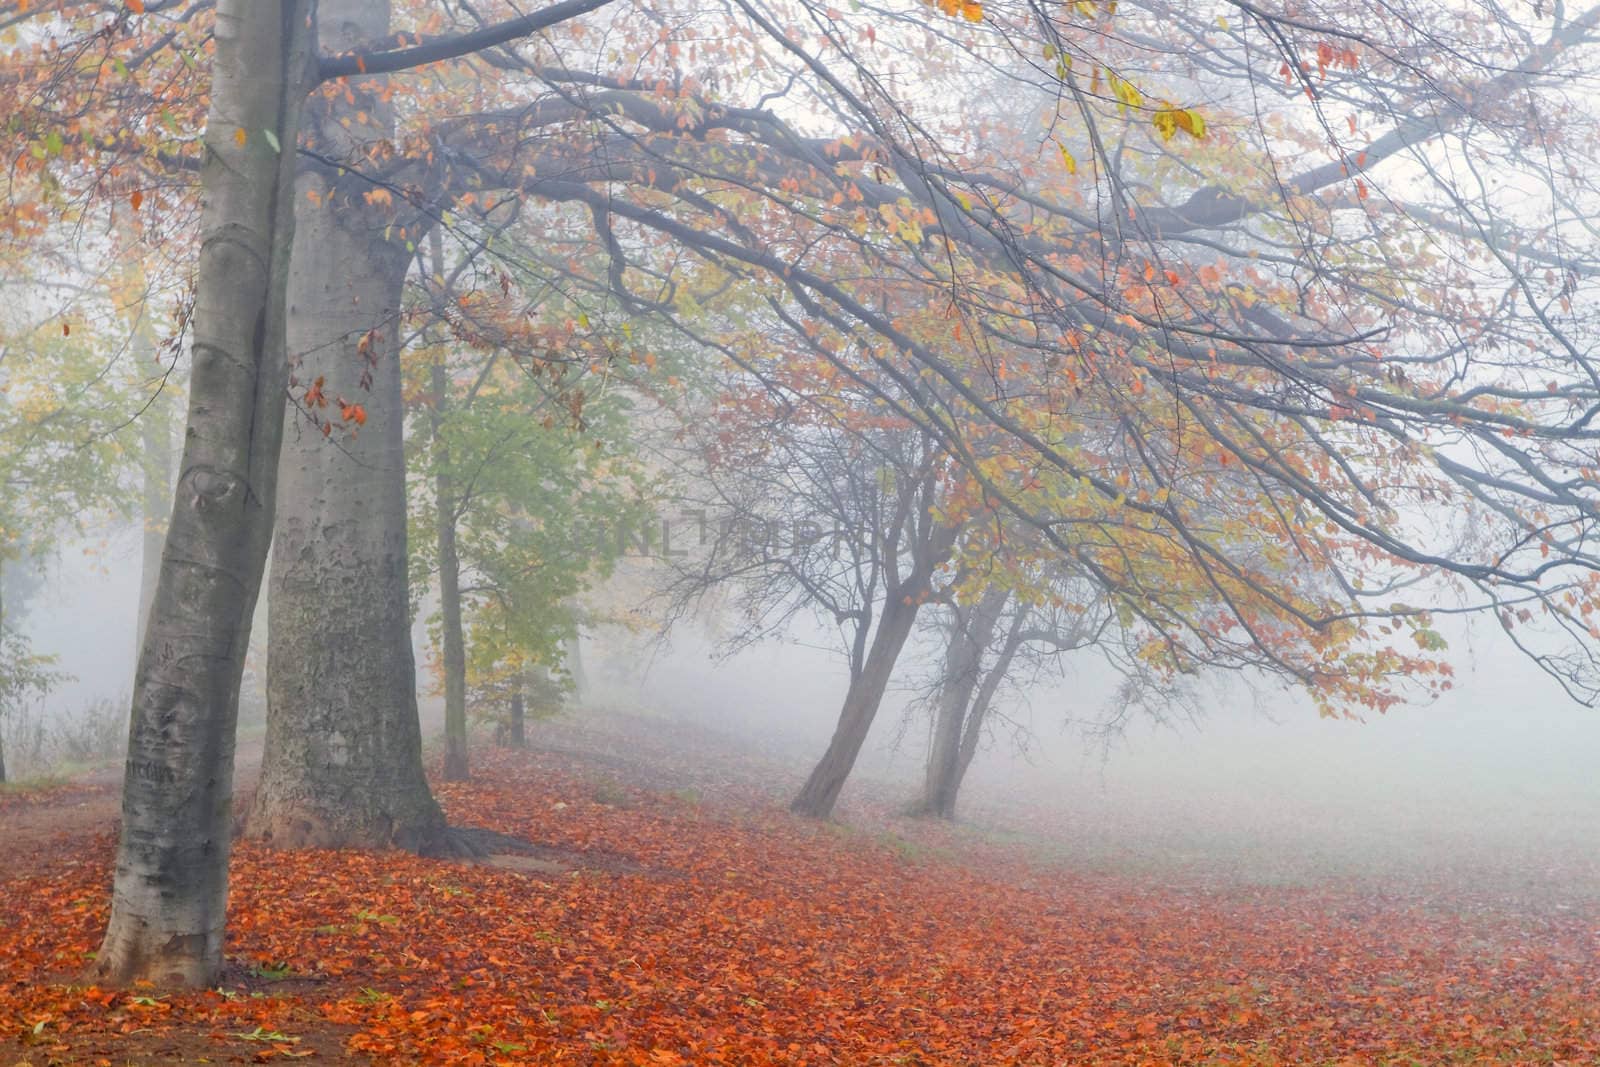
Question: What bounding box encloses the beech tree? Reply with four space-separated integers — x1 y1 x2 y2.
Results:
0 0 616 985
7 0 1600 979
246 0 450 854
89 0 314 986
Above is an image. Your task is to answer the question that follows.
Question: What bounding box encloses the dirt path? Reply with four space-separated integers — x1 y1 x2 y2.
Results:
1 732 267 882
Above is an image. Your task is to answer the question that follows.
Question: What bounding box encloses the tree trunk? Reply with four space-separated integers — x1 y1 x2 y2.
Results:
0 579 7 785
136 375 173 654
916 586 1008 819
563 632 586 701
790 595 920 819
432 357 469 781
93 0 313 988
247 0 446 852
508 680 526 748
944 607 1028 818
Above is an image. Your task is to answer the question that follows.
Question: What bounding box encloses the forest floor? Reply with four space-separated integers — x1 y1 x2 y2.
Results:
2 708 1599 1066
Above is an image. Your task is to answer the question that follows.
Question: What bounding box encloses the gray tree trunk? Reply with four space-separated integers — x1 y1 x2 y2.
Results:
508 681 527 748
952 614 1025 790
432 357 469 781
247 0 447 853
563 632 586 701
790 595 920 819
1 579 8 784
916 586 1009 819
93 0 313 987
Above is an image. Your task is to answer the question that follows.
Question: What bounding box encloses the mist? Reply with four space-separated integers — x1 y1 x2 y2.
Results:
7 0 1600 1059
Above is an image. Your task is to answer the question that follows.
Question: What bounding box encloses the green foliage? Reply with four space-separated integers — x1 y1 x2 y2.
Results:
0 313 157 718
406 334 659 710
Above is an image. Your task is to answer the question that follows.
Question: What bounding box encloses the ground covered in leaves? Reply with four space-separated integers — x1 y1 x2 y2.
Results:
3 715 1599 1065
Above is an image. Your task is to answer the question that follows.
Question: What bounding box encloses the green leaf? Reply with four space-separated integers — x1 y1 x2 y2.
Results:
233 1026 298 1044
262 128 281 154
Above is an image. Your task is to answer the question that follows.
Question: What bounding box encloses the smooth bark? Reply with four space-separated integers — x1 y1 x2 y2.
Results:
247 0 446 852
135 378 173 654
94 0 313 987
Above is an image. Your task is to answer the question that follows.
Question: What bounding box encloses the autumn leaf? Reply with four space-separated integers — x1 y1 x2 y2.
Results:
1058 142 1078 175
4 739 1599 1065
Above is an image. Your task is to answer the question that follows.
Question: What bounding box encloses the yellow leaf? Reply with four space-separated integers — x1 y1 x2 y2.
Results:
1177 108 1206 139
234 127 247 147
1058 143 1078 175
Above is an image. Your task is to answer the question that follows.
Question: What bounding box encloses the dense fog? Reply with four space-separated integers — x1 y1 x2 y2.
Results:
25 520 1600 900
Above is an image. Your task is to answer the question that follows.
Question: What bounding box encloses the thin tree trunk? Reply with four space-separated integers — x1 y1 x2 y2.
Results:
563 632 586 702
136 377 173 654
94 0 313 987
432 357 469 781
508 679 526 748
790 595 920 819
916 586 1008 819
247 0 446 852
945 607 1028 816
0 578 7 784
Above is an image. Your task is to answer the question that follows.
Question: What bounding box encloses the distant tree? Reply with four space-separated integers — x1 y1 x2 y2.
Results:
407 225 656 780
913 567 1111 819
0 303 150 782
668 375 963 818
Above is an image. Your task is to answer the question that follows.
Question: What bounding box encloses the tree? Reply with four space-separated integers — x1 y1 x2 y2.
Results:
92 0 315 985
8 0 1600 975
74 0 618 984
915 585 1018 819
913 557 1114 819
406 226 655 780
0 296 150 783
245 0 450 854
666 370 964 818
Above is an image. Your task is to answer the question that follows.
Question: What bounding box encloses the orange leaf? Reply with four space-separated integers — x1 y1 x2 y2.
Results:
129 189 143 211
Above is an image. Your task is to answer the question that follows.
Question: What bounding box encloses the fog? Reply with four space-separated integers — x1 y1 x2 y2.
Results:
17 521 1600 903
572 590 1600 900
